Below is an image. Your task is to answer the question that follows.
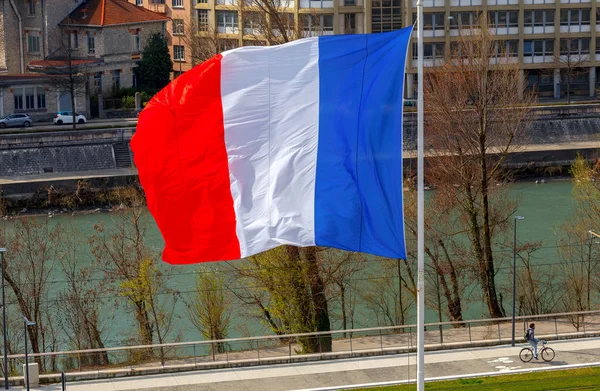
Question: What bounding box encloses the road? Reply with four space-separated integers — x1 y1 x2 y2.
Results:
18 337 600 391
0 118 137 134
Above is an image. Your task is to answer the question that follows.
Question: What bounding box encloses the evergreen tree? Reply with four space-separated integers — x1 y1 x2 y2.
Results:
138 33 173 93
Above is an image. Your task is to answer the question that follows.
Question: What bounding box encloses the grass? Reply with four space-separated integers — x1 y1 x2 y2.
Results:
352 367 600 391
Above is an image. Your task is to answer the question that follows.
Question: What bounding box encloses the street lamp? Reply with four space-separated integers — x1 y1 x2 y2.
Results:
23 317 36 391
511 216 524 347
0 248 7 390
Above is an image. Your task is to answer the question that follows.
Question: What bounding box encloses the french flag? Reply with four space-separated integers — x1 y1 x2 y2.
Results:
131 27 412 264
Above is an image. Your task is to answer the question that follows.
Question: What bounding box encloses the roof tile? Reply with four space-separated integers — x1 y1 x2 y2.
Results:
63 0 168 27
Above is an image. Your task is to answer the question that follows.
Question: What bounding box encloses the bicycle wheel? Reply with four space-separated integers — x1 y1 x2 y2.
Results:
519 347 533 362
541 347 555 362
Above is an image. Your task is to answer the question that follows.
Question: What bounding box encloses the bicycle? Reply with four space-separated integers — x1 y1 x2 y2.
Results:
519 340 555 362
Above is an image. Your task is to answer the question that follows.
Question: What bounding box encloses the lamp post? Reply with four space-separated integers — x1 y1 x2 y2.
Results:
512 216 524 347
0 248 7 390
23 317 36 391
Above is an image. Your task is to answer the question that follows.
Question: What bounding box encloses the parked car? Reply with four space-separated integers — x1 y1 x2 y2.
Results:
0 113 32 128
53 111 86 125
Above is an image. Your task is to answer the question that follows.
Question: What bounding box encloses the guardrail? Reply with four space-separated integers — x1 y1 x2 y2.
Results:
6 310 600 383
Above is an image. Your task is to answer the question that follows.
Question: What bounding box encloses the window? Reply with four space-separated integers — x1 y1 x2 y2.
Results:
93 72 102 94
344 0 355 5
414 42 445 61
216 11 239 33
371 0 401 33
423 13 445 32
344 14 356 34
303 14 333 35
449 12 477 29
111 70 121 91
173 19 184 35
70 31 78 48
37 90 46 109
561 38 590 56
14 94 23 111
243 12 261 34
197 10 209 31
27 0 35 16
27 32 40 53
25 88 35 110
132 30 140 51
174 45 185 61
560 9 591 26
172 0 183 7
493 40 518 57
524 39 554 57
488 11 518 28
87 32 95 54
196 0 208 3
13 87 46 111
524 10 554 28
136 0 143 5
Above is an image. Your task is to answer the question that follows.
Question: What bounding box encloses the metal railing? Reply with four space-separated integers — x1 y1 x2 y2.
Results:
7 310 600 381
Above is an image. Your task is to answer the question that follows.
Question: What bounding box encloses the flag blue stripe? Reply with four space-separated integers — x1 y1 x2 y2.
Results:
314 28 411 259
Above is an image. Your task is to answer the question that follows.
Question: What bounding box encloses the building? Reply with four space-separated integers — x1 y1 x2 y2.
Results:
0 0 168 120
403 0 600 100
189 0 599 100
129 0 194 76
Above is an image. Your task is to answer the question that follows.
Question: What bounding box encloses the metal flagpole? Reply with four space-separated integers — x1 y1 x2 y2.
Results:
416 0 425 390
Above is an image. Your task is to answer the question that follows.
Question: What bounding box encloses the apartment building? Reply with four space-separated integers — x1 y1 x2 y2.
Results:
188 0 599 100
130 0 195 76
0 0 168 120
404 0 600 99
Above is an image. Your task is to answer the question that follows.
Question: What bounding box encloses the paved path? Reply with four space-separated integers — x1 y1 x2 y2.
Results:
0 168 138 185
13 337 600 391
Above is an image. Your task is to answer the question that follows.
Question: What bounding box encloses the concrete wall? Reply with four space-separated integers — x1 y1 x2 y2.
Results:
403 106 600 150
0 128 134 176
0 144 116 176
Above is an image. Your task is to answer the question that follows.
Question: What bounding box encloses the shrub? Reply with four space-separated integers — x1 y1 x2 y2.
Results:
122 96 136 109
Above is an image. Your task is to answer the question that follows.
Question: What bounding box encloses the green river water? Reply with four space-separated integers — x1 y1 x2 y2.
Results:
0 179 582 348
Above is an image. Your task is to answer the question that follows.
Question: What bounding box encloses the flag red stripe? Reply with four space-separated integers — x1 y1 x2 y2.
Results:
131 54 241 263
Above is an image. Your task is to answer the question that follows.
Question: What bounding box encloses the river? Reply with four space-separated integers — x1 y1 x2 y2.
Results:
0 179 581 349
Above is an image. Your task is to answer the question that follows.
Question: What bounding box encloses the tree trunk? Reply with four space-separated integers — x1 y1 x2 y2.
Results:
340 284 347 337
303 247 332 353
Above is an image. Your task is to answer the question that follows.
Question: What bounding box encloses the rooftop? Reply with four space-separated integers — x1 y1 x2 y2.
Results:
62 0 169 27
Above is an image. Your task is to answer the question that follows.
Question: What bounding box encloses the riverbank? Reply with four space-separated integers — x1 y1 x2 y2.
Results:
0 162 583 216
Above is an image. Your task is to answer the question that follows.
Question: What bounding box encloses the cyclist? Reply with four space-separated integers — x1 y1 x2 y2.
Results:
526 323 539 359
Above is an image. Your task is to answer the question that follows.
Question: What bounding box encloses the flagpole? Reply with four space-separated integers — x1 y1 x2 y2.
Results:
416 0 425 390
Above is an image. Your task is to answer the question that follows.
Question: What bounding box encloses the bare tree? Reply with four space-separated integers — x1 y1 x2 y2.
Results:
186 0 320 65
90 191 180 362
513 241 561 316
557 155 600 321
46 18 88 129
230 246 332 353
403 181 469 323
56 223 108 367
546 35 591 103
186 267 231 357
319 249 365 333
360 256 415 328
423 17 535 318
1 218 60 370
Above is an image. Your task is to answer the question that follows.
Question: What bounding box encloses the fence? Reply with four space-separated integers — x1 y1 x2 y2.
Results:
6 310 600 383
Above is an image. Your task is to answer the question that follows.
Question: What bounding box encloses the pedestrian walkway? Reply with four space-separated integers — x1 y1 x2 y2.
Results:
16 337 600 391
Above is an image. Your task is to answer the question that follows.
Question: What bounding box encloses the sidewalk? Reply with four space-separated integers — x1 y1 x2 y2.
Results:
16 337 600 391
